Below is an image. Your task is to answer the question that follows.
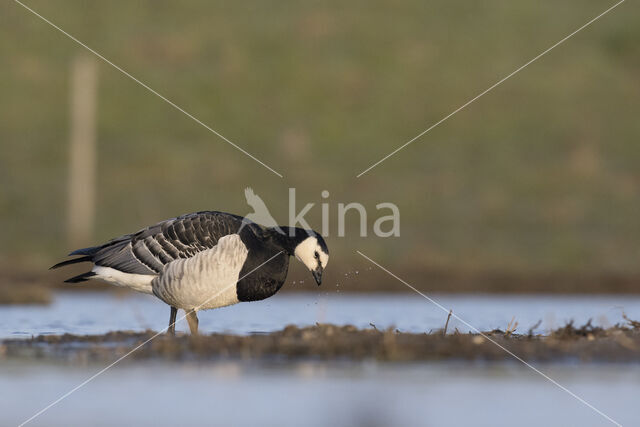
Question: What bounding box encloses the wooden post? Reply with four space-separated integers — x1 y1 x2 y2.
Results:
68 54 98 248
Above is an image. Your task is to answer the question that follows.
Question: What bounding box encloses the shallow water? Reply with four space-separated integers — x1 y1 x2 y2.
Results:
3 292 640 426
2 291 639 338
2 361 638 427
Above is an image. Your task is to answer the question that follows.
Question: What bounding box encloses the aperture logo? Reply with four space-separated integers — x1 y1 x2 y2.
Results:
242 188 400 237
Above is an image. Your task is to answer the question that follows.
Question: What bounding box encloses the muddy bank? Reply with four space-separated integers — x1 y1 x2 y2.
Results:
2 319 639 364
0 283 51 305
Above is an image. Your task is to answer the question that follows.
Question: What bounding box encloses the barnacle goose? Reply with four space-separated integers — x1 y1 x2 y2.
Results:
51 211 329 334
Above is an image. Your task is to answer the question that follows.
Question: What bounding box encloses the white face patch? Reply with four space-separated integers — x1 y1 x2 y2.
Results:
294 236 329 271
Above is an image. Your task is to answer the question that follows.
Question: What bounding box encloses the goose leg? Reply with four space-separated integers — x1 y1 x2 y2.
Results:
167 306 177 335
186 310 199 335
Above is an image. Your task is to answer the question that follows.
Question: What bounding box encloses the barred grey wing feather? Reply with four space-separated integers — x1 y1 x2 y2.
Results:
89 211 251 275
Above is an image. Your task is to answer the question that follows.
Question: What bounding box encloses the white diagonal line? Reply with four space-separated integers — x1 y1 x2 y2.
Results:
356 250 622 427
19 251 284 427
14 0 283 178
356 0 625 177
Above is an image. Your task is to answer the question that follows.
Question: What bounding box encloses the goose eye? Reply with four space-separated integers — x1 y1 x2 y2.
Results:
314 252 319 259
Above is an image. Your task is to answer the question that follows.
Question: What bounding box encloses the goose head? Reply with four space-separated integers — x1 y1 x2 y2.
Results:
293 233 329 286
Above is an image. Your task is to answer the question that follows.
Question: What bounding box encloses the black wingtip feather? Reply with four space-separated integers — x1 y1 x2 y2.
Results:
50 256 92 270
64 271 97 283
69 246 100 256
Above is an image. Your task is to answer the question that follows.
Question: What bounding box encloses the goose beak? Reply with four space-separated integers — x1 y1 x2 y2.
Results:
312 266 323 286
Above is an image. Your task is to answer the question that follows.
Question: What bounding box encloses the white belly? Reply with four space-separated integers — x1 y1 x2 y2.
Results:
151 234 248 310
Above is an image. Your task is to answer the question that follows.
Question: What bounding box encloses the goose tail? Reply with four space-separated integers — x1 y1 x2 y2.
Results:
50 256 92 270
64 271 97 283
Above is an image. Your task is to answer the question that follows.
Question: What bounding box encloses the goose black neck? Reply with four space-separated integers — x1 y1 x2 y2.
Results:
271 227 316 255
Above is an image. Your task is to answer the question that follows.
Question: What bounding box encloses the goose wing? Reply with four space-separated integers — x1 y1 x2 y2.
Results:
68 211 258 275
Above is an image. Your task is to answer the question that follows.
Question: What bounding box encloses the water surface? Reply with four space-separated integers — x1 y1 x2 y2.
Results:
2 291 638 338
2 361 637 427
3 292 639 426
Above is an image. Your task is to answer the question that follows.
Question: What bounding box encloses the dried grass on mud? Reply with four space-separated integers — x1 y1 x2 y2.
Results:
2 316 640 364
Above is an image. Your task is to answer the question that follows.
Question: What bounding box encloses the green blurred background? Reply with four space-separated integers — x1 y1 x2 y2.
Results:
1 0 639 294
